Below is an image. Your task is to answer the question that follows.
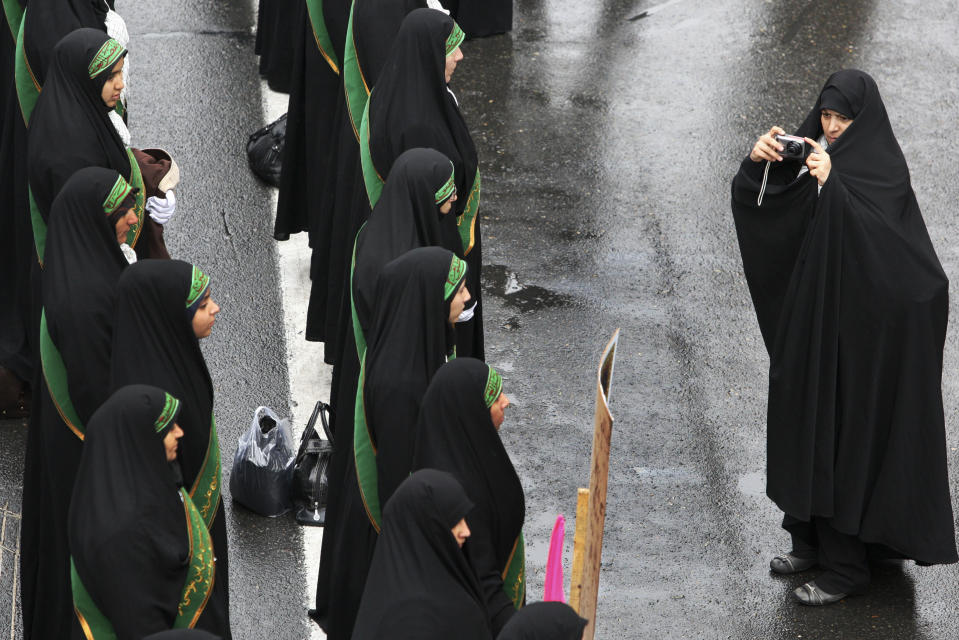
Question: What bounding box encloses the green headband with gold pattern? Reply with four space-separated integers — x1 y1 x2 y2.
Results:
155 392 181 433
185 265 211 309
444 255 467 299
445 21 465 56
88 38 125 79
435 162 456 203
102 175 134 215
484 366 503 408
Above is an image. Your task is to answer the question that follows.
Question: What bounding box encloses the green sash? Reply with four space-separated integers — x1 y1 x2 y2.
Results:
456 168 481 256
2 0 22 41
306 0 340 74
14 12 38 125
189 415 222 531
353 354 382 532
501 531 526 609
29 186 44 265
124 148 146 246
342 1 368 142
39 309 85 440
349 223 368 362
358 99 383 209
70 490 216 638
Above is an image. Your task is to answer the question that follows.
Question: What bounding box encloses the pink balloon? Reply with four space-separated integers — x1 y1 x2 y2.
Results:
543 514 566 602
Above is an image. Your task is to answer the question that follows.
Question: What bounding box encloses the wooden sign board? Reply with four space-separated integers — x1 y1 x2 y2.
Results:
571 329 619 639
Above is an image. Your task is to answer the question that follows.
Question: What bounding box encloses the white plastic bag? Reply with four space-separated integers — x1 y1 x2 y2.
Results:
229 406 296 516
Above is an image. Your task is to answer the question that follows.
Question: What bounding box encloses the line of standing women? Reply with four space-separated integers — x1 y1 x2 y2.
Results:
1 8 233 637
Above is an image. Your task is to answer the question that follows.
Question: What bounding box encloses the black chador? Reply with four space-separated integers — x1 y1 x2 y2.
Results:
362 8 484 359
69 385 222 637
497 602 588 640
273 0 349 240
732 69 957 592
316 148 458 627
303 0 427 361
19 167 131 640
110 260 232 638
446 0 512 38
414 358 525 634
315 246 463 640
351 469 492 640
254 0 296 93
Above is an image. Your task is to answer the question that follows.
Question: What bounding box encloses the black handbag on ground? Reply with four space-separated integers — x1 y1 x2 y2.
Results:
291 400 334 526
246 112 286 187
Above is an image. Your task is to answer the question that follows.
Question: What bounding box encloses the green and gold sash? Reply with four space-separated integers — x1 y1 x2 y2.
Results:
71 489 216 638
39 309 85 439
14 11 38 125
2 0 22 41
189 415 222 530
501 531 526 609
306 0 340 75
358 99 383 209
456 168 481 256
353 353 382 531
342 1 368 142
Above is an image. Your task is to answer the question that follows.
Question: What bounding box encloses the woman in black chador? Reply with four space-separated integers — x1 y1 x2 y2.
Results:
316 148 459 628
360 8 484 359
19 167 136 640
413 358 524 634
731 69 957 605
497 602 588 640
351 469 492 640
314 246 469 639
110 260 231 637
69 385 223 638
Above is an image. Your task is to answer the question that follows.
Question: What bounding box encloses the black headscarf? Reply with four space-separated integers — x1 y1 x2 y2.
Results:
110 259 233 637
349 0 425 94
364 246 464 507
68 384 190 637
353 147 456 341
496 602 587 640
368 9 476 218
27 28 129 224
21 0 108 86
43 166 128 423
731 69 957 563
413 357 525 633
351 469 491 640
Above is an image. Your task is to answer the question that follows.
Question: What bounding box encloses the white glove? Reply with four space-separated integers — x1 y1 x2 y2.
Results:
146 190 176 225
456 300 477 323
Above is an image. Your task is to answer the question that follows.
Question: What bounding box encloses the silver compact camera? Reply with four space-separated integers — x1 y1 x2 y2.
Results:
774 134 811 160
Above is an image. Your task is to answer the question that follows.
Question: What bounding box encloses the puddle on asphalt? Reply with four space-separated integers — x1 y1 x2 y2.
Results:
737 470 766 497
483 265 574 312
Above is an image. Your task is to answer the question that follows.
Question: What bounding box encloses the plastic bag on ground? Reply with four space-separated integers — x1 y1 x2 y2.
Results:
229 406 296 516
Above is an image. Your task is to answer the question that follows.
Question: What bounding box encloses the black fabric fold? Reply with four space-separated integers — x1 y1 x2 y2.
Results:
496 602 587 640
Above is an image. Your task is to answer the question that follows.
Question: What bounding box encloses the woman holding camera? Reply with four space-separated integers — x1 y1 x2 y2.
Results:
731 69 956 605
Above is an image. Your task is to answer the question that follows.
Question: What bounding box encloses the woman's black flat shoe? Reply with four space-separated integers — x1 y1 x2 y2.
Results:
793 581 847 606
770 553 816 575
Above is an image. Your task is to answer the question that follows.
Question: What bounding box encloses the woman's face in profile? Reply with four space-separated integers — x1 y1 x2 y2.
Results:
100 57 124 108
820 108 852 146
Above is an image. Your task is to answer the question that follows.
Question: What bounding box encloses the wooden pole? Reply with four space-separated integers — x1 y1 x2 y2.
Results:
569 487 590 612
578 329 619 640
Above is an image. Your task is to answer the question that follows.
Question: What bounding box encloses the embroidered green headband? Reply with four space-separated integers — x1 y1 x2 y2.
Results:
88 38 125 79
155 392 181 433
102 175 134 215
185 265 211 309
444 255 467 299
484 366 503 408
435 162 456 204
445 22 465 56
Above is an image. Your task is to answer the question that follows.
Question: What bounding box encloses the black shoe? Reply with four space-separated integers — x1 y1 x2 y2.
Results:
793 581 847 606
770 552 816 575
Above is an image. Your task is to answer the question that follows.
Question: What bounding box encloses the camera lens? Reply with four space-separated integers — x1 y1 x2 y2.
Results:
785 141 801 156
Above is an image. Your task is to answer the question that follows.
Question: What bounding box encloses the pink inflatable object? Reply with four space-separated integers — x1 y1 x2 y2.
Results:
543 514 566 602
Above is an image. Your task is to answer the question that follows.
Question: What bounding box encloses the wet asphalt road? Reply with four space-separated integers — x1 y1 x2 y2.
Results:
5 0 959 638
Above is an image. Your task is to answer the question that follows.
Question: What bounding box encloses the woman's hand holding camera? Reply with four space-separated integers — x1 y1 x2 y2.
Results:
803 137 830 186
750 126 786 163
